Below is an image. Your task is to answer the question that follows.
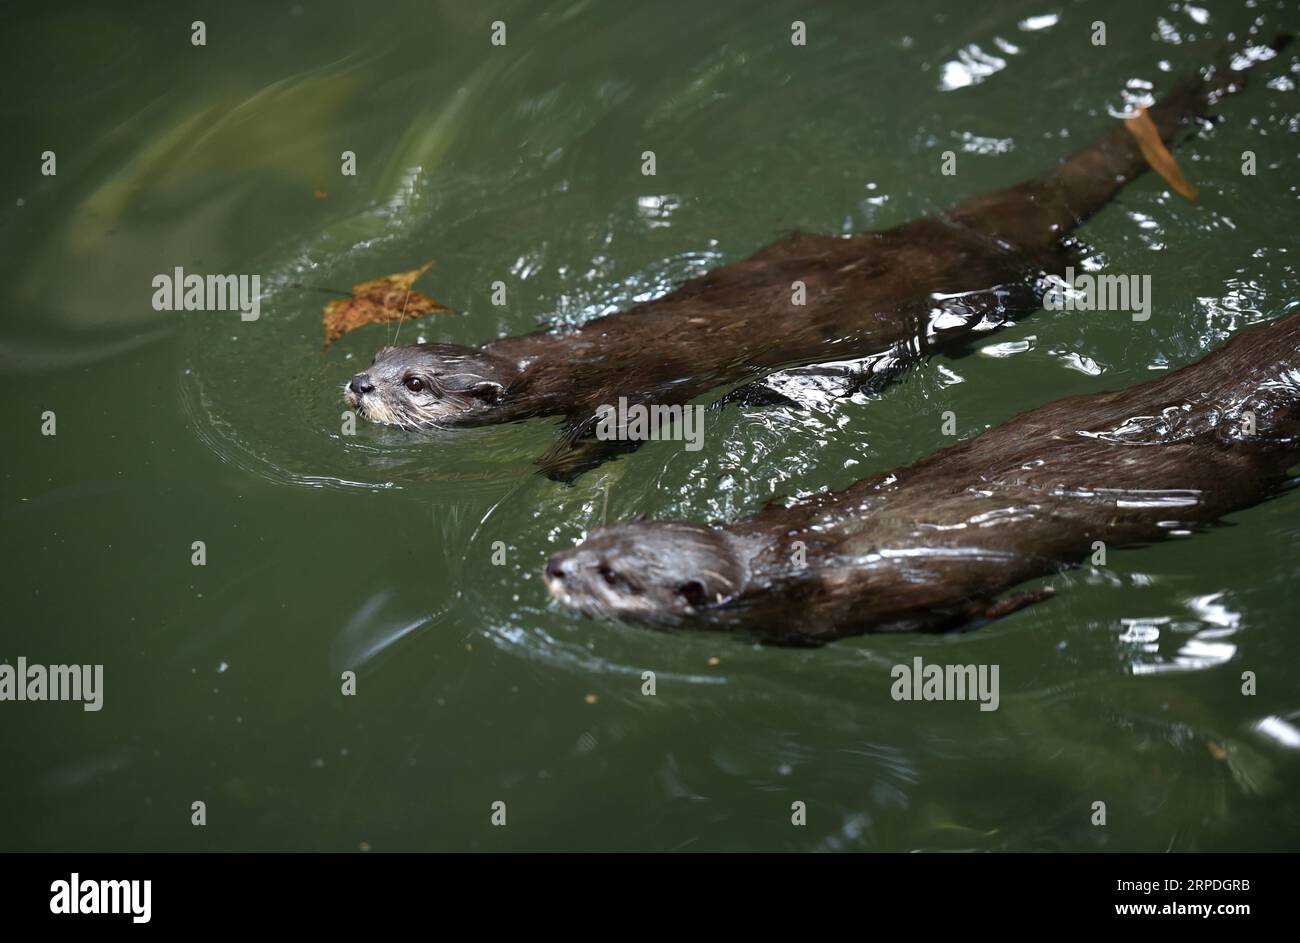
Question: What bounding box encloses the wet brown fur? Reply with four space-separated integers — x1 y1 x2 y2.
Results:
548 312 1300 643
354 38 1289 480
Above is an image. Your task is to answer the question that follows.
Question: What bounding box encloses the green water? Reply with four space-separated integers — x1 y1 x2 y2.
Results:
2 0 1298 851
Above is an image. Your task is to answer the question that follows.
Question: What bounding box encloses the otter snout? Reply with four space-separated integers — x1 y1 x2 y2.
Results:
349 373 375 396
543 546 594 604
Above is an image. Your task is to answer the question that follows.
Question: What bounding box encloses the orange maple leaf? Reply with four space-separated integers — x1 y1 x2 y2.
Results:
322 261 452 349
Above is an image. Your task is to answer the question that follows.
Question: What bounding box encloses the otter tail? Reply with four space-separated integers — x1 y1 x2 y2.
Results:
946 33 1293 249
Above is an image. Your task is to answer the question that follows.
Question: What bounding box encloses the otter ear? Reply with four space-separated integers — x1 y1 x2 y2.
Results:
677 580 709 608
468 380 503 404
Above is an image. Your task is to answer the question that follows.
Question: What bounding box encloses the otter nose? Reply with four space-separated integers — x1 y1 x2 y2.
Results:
350 374 375 396
545 558 569 582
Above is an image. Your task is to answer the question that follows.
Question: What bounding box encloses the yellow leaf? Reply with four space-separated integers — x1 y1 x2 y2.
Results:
1124 107 1199 200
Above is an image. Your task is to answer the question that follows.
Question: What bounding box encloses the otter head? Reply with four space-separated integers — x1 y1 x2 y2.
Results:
544 521 747 626
343 343 519 428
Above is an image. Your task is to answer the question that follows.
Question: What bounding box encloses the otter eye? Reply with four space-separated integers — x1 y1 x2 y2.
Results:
599 565 619 586
403 376 425 393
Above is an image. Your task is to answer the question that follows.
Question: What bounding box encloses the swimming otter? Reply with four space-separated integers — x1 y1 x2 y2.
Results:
345 38 1289 480
545 311 1300 643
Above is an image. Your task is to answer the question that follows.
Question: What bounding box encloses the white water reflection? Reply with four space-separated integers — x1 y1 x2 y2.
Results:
1123 592 1241 675
980 336 1034 358
939 44 1008 91
330 588 445 670
1254 716 1300 750
1018 14 1059 32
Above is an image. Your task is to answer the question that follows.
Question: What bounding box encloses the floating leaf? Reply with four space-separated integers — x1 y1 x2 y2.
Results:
1124 107 1199 200
322 261 451 349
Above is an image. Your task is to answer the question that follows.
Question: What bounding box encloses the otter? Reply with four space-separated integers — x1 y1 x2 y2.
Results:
545 311 1300 643
345 38 1289 480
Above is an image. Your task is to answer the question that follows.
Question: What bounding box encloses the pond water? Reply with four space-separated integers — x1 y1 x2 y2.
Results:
2 0 1298 850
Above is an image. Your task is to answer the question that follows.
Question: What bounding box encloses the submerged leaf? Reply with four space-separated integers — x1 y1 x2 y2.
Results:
1124 108 1199 200
71 69 360 254
322 261 452 349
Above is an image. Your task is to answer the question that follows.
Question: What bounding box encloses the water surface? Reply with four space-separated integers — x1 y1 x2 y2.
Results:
2 0 1298 850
